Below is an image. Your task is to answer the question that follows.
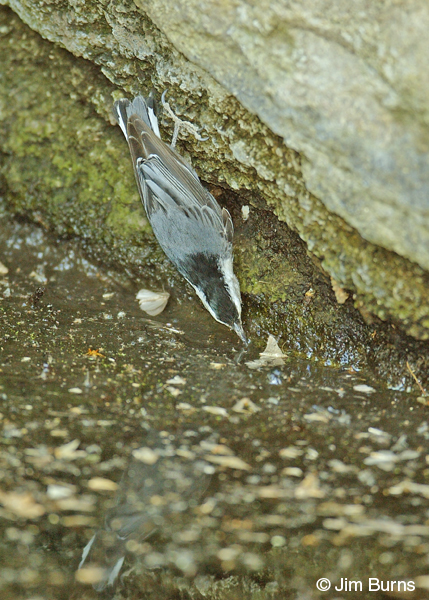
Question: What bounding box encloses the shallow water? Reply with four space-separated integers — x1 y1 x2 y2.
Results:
1 207 429 599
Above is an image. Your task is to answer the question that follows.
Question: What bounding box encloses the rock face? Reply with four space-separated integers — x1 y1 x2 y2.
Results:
1 0 429 348
141 0 429 270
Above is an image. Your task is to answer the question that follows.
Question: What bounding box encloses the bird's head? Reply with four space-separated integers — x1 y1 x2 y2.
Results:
180 253 247 344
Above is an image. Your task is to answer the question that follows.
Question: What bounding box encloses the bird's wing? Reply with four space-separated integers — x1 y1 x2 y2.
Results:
136 154 233 245
121 111 234 247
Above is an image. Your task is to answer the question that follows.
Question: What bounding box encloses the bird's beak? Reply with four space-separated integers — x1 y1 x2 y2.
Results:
234 322 249 345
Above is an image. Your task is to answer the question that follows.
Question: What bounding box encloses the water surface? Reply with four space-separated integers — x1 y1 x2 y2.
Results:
0 210 428 599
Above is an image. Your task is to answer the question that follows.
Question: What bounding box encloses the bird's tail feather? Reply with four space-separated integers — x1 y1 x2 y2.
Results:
113 91 161 140
77 531 126 592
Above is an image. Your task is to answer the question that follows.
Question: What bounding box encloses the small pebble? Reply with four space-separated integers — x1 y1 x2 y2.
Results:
132 447 159 465
241 205 250 220
87 477 118 491
353 384 375 393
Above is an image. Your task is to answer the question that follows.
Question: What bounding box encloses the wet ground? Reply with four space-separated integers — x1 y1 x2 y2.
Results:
1 203 429 600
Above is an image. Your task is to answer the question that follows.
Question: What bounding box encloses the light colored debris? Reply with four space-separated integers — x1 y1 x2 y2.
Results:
202 406 228 417
306 448 319 460
301 534 320 547
24 446 53 468
208 444 235 455
363 451 396 471
175 449 196 459
368 427 390 438
415 576 429 590
217 547 240 561
204 455 251 471
282 467 303 477
246 335 286 369
357 469 376 486
271 535 286 547
176 402 194 411
304 288 315 301
136 289 170 316
0 261 8 275
331 278 349 304
241 205 250 220
209 362 226 370
317 502 365 517
323 517 348 531
399 450 420 460
256 485 289 499
388 480 429 499
69 406 86 415
50 429 68 438
68 387 83 394
232 398 261 414
87 477 118 491
353 384 375 393
303 412 330 423
29 270 47 284
132 447 159 465
238 531 269 543
240 553 264 571
55 498 95 512
279 446 304 459
266 397 279 405
404 524 429 535
54 439 87 461
367 427 391 444
200 442 234 455
327 459 358 474
165 386 182 397
391 434 408 451
75 566 106 585
337 519 406 537
257 515 288 526
166 375 186 385
294 474 325 499
47 484 76 500
0 490 45 518
364 449 421 471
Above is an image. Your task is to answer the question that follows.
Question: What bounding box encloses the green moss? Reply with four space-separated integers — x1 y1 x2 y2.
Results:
0 8 151 246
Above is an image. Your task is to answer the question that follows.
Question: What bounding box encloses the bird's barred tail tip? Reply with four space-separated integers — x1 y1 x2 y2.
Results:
113 98 131 139
113 93 161 139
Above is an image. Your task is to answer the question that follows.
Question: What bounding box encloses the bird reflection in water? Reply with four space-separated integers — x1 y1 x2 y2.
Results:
77 430 214 592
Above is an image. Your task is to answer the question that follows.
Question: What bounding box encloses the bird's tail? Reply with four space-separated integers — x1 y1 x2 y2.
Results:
78 531 126 592
113 91 161 140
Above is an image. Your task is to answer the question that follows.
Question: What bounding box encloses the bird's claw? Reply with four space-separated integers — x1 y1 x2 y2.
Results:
160 89 209 148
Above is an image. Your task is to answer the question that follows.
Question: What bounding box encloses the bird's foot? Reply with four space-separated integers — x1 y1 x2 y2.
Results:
161 90 209 148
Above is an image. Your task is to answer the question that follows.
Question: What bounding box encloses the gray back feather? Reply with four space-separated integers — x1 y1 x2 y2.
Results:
114 93 234 262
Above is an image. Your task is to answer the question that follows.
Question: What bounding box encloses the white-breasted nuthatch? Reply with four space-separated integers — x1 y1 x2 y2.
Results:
113 92 247 343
